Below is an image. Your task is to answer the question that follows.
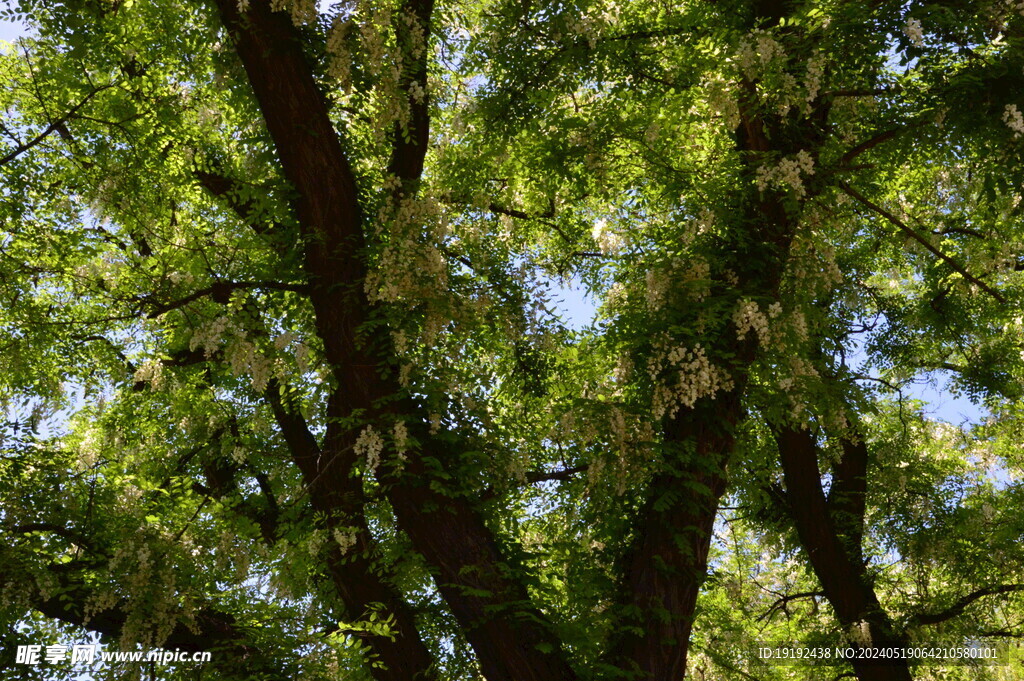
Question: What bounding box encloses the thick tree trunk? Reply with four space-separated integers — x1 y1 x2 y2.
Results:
777 427 913 681
385 432 579 681
214 2 579 679
610 393 741 681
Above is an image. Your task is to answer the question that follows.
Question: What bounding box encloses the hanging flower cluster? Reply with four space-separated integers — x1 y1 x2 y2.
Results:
354 425 384 476
703 75 740 130
732 299 783 344
326 16 352 91
904 18 924 47
592 218 625 254
756 150 815 198
1003 104 1024 138
333 527 358 555
647 337 734 420
365 188 448 305
736 29 786 78
804 51 826 107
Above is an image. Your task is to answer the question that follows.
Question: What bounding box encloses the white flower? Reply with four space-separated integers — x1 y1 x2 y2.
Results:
273 331 295 350
846 620 872 648
592 218 624 254
757 150 815 198
327 16 352 88
333 528 357 555
354 426 384 476
393 421 409 460
732 299 770 343
804 52 825 104
704 75 740 130
645 269 668 310
904 18 924 47
647 338 734 419
736 29 785 76
133 360 164 389
269 0 316 26
1003 104 1024 138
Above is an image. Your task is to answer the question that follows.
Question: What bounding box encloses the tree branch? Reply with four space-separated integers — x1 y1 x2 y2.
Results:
0 83 118 166
911 585 1024 626
387 0 434 188
757 591 825 622
10 523 98 554
477 464 588 501
838 181 1006 304
142 280 309 317
194 169 289 239
215 3 579 679
837 125 918 167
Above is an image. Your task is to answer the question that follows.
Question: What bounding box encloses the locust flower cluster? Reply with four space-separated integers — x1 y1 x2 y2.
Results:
756 151 815 198
592 218 625 254
354 425 384 477
1003 104 1024 138
648 337 733 420
904 18 924 47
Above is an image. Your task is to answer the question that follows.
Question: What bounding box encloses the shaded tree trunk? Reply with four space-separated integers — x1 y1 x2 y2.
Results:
213 1 578 679
777 427 913 681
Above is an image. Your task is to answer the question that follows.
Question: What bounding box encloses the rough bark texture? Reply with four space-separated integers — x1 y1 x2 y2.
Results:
213 2 437 679
214 2 578 679
777 427 913 681
610 394 742 681
385 433 579 681
605 65 808 676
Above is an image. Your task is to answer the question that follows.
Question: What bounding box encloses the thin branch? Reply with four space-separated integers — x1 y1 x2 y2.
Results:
78 334 138 374
823 88 891 99
0 83 118 166
757 590 825 622
936 226 986 239
837 124 919 167
839 181 1006 303
526 464 589 484
911 585 1024 626
10 523 97 553
194 169 289 238
387 0 434 188
143 280 309 317
478 464 589 502
488 200 556 221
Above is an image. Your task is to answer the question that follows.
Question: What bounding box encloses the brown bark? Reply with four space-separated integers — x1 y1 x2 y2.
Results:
214 2 579 679
605 67 803 678
212 3 436 679
777 427 912 681
266 386 439 681
610 393 743 681
384 432 579 681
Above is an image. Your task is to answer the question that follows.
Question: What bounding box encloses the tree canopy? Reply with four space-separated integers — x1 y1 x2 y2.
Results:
1 0 1024 680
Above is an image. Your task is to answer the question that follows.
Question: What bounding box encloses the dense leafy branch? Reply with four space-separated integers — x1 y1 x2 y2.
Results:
838 181 1007 304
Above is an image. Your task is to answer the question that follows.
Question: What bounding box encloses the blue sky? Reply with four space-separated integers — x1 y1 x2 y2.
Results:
0 16 25 44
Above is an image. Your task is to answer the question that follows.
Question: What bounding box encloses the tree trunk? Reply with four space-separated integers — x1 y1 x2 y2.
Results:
777 427 913 681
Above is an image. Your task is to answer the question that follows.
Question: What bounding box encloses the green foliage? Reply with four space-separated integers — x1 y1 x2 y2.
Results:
2 0 1024 680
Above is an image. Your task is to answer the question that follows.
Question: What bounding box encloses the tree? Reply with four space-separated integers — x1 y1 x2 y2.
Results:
1 0 1023 680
